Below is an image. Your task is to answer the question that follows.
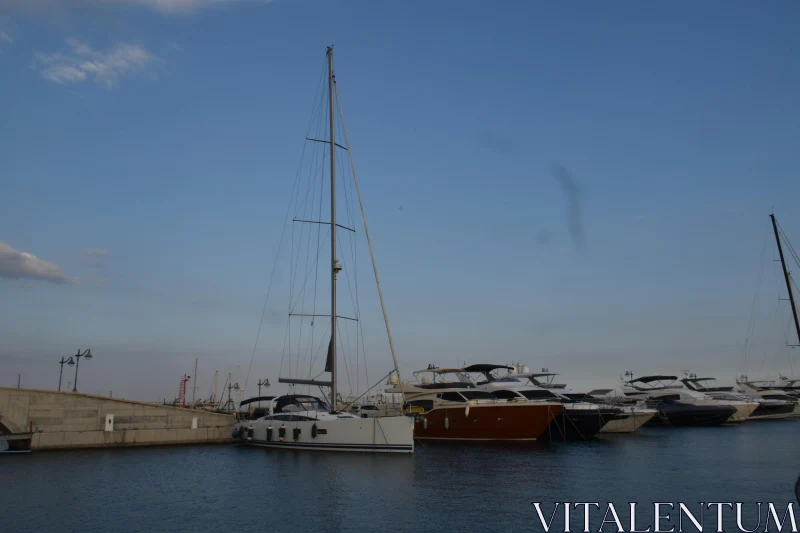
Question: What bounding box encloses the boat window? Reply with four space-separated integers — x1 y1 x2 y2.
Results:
438 392 466 402
564 393 591 401
460 390 496 400
521 390 558 400
361 405 379 411
490 390 521 400
406 400 434 411
656 394 681 401
284 397 329 412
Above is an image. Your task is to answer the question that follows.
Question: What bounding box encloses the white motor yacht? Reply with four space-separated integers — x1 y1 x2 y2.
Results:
621 374 748 425
736 376 799 419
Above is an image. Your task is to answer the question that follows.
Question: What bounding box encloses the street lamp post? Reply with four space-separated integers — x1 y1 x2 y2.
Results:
58 356 70 391
67 349 93 393
257 378 270 406
227 381 239 413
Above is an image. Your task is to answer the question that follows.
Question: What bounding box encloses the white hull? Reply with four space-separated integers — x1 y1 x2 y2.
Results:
729 401 759 423
600 408 656 433
238 415 414 454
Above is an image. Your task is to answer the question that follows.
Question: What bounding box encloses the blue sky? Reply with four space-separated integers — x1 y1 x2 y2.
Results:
2 1 800 401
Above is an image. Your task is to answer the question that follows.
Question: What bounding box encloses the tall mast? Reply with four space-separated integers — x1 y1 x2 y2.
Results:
328 46 339 412
770 213 800 346
213 370 218 404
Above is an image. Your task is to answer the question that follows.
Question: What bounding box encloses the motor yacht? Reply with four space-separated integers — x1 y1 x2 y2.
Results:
679 374 759 422
736 376 799 419
462 364 622 441
621 374 739 426
388 367 562 442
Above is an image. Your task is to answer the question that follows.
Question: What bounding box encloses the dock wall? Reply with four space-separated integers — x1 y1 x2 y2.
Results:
0 387 234 450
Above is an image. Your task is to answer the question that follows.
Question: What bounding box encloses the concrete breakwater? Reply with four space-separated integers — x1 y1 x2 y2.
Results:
0 387 234 450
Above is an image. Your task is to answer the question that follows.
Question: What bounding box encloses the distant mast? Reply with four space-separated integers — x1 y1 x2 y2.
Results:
192 358 198 406
770 214 800 348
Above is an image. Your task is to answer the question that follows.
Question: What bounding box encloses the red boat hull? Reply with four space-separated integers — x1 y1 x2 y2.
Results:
414 403 562 441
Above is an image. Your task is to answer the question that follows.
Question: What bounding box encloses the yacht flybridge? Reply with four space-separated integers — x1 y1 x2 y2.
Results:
234 47 413 453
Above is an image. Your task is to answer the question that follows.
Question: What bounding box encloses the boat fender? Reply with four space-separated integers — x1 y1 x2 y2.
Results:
444 417 449 430
231 426 242 439
423 418 428 430
267 427 273 441
247 427 253 440
465 399 476 418
279 425 286 441
293 427 301 441
311 424 317 438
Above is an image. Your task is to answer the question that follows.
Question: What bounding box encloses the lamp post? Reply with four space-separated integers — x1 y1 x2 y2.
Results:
58 356 70 391
67 349 93 393
257 378 270 406
227 381 239 413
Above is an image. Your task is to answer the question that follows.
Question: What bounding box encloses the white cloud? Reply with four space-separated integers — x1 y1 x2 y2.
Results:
32 38 163 89
0 0 269 15
0 241 78 285
0 31 12 44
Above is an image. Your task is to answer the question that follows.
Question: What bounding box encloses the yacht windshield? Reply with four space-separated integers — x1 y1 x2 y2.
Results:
521 390 559 400
280 396 329 412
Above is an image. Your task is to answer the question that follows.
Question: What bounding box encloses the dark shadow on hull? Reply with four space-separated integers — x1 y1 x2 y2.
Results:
647 404 736 427
541 408 619 441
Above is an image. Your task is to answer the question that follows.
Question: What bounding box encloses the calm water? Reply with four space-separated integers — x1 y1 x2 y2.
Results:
2 421 798 533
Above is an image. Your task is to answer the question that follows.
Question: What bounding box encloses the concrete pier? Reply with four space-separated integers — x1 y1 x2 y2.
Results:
0 387 234 451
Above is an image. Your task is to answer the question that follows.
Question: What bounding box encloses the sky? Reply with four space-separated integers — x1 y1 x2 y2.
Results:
2 1 800 402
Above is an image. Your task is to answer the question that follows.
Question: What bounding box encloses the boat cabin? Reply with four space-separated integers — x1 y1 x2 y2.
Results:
621 375 684 396
681 376 734 393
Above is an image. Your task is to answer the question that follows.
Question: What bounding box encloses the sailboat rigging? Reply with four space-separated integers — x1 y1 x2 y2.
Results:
737 214 800 413
233 47 414 453
770 213 800 349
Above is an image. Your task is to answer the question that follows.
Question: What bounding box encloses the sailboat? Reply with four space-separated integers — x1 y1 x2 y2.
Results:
736 214 800 418
233 47 414 453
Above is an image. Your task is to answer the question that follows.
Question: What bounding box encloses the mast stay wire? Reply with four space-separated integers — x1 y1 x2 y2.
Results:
246 56 327 396
334 70 405 403
741 220 770 376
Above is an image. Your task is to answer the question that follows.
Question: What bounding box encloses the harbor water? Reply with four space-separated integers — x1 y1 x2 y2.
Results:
2 421 798 533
